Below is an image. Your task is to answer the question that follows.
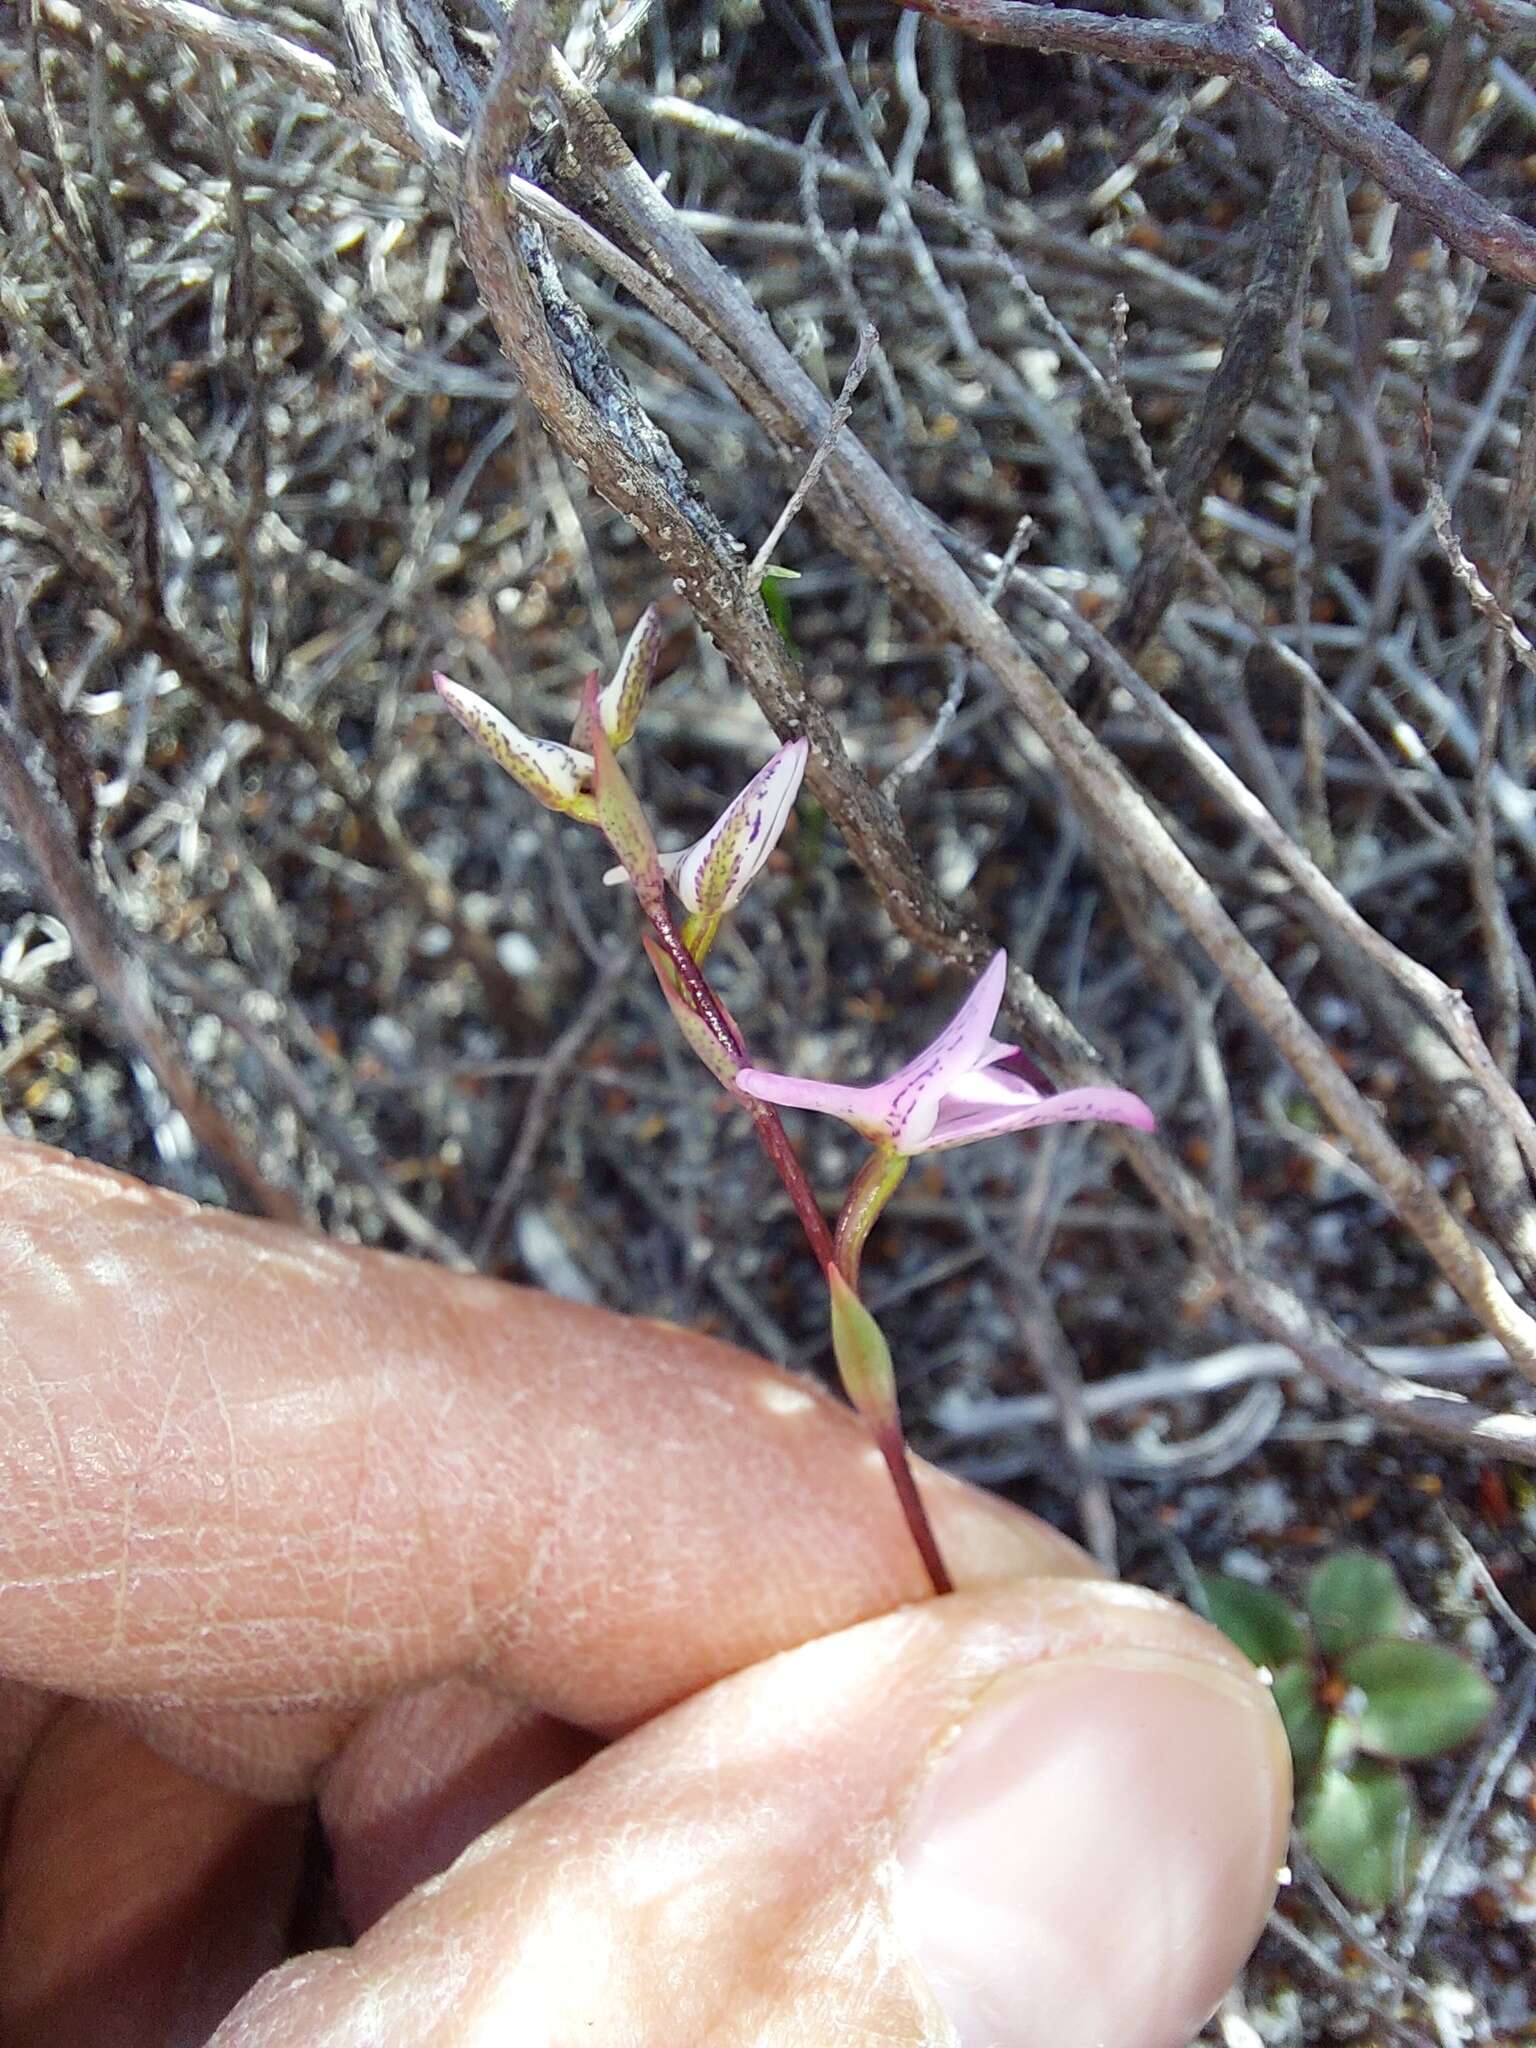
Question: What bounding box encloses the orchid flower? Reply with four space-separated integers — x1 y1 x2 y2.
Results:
605 738 809 921
433 606 662 821
736 950 1154 1155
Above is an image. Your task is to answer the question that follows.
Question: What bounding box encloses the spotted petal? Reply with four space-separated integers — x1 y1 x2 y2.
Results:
733 1065 897 1143
736 951 1008 1150
668 740 808 915
434 674 594 818
861 950 1010 1150
924 1078 1156 1152
734 950 1155 1156
595 604 662 749
604 739 808 917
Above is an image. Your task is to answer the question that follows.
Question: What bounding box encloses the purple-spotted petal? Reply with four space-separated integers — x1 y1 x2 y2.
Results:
669 739 808 916
434 674 594 816
734 1066 895 1143
922 1082 1156 1153
604 742 808 906
595 604 662 748
871 950 1010 1151
734 953 1151 1159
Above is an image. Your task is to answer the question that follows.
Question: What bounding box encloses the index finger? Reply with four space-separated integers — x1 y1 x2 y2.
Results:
0 1137 1092 1732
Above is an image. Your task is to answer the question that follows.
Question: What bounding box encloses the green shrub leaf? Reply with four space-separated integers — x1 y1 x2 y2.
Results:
1271 1660 1327 1789
1306 1551 1408 1658
1340 1638 1497 1760
1198 1574 1308 1671
1303 1759 1419 1911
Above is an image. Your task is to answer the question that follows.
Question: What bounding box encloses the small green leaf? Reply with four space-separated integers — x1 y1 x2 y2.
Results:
760 566 799 651
1271 1660 1327 1789
1198 1574 1309 1672
1302 1759 1419 1910
1340 1638 1497 1760
1307 1551 1409 1658
1319 1709 1359 1773
827 1266 897 1430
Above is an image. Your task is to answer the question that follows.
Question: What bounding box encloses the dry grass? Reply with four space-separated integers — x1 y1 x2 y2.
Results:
2 0 1534 2032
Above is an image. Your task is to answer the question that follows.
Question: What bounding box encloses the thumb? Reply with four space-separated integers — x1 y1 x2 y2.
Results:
215 1579 1290 2048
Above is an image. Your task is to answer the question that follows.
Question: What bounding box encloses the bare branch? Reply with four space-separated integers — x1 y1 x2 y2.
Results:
0 700 302 1223
890 0 1536 290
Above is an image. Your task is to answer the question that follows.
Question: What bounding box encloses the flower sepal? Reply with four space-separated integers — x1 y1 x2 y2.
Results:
605 738 809 942
433 674 597 822
571 604 664 753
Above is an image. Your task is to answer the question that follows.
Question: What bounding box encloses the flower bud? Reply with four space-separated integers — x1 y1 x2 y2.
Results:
605 739 809 920
434 674 595 821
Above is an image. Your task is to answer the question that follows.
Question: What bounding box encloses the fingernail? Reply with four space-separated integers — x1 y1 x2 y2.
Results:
895 1650 1290 2048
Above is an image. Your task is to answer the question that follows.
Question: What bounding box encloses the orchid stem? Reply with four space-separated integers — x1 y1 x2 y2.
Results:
647 902 946 1597
830 1148 951 1598
750 1104 836 1269
833 1147 908 1291
645 898 835 1270
646 906 744 1066
872 1413 953 1597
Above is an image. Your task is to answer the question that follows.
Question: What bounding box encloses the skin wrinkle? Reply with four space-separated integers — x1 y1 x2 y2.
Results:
0 1135 1081 1739
111 1354 189 1661
0 1138 1288 2047
221 1585 1279 2047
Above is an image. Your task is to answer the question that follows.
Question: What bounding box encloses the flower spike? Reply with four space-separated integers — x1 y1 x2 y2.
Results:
605 738 809 920
434 674 596 821
736 950 1155 1155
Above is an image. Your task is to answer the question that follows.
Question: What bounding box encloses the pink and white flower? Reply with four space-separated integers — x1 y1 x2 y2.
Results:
735 950 1154 1154
606 738 809 918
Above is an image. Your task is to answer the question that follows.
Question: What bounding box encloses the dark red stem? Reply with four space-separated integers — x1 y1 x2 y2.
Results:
646 905 744 1064
646 898 835 1270
643 894 946 1597
873 1414 953 1596
751 1104 836 1269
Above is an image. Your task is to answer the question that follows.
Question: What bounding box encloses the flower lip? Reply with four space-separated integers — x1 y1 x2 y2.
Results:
734 950 1156 1155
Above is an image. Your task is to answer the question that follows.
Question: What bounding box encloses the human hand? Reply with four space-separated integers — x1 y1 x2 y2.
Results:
0 1135 1289 2047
